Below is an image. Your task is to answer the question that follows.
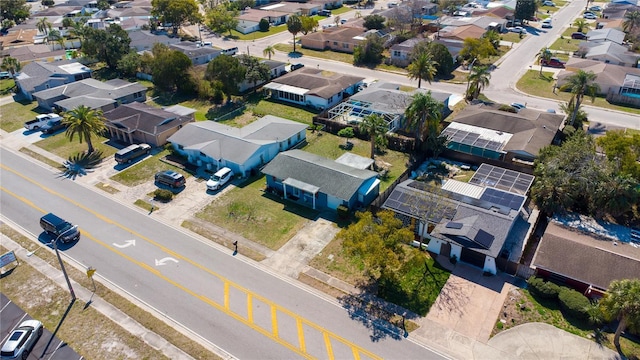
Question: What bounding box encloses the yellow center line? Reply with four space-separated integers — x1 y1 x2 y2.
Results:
297 317 306 353
1 163 383 360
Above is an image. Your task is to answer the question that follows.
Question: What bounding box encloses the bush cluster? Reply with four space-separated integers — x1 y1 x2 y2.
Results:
153 189 174 202
527 276 560 299
558 287 591 320
527 277 591 321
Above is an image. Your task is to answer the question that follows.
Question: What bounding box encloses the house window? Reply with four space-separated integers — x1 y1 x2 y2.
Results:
327 95 333 102
333 41 338 45
343 43 349 49
393 50 401 57
177 145 184 150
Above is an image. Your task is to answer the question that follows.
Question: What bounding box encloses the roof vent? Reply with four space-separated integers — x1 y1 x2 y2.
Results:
445 222 463 229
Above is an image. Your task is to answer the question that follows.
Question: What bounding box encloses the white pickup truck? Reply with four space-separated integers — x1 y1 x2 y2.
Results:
24 113 63 131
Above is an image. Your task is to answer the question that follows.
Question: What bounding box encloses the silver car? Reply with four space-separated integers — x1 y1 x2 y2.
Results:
1 320 43 360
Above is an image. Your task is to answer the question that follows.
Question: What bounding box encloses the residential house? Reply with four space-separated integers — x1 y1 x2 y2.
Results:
0 28 38 48
310 0 344 9
532 221 640 298
262 149 380 211
301 27 368 53
438 15 506 32
129 30 180 52
15 60 92 101
602 3 640 19
576 41 640 67
586 28 626 45
167 115 308 177
382 163 535 274
390 37 426 67
326 81 451 132
437 24 486 42
236 9 289 34
103 102 195 147
559 57 640 94
32 78 147 112
263 68 364 110
265 2 322 16
238 59 287 92
441 103 564 165
2 44 67 63
169 42 222 65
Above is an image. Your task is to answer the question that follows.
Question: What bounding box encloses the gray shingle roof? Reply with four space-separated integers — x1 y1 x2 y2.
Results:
350 82 450 114
533 222 640 290
15 60 91 93
103 102 194 135
261 149 378 201
167 116 307 164
32 78 146 102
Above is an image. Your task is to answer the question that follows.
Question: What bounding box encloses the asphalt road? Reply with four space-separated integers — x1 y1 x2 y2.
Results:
0 147 449 359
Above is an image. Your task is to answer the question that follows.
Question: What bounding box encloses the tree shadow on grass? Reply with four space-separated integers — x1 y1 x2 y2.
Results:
60 151 103 179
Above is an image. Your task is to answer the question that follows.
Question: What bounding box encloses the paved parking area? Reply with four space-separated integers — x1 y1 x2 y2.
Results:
1 293 81 360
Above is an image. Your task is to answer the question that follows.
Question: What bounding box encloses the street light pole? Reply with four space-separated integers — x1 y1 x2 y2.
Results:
52 225 78 301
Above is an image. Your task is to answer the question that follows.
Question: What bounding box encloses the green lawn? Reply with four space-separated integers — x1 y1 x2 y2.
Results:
516 70 640 115
250 98 318 125
192 175 318 250
500 32 524 43
226 24 289 41
110 149 187 187
0 79 15 95
303 131 410 191
330 6 353 15
35 133 118 160
549 37 582 53
274 43 355 63
0 100 46 132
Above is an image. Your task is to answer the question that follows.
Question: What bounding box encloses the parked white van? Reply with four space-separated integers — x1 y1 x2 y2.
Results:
206 167 233 191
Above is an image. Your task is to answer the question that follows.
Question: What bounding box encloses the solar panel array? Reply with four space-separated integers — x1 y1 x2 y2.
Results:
441 127 504 151
479 188 525 211
383 186 457 223
469 164 534 195
473 229 495 249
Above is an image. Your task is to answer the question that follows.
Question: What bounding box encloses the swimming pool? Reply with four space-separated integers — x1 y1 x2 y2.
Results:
621 91 640 99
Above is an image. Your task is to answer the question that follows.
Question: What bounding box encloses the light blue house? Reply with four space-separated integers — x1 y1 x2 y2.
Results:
167 115 308 177
261 150 380 211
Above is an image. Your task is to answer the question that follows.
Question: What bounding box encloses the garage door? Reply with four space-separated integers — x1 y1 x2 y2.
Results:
460 248 485 268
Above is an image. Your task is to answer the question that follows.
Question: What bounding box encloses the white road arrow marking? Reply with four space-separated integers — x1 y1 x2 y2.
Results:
155 257 179 266
113 240 136 248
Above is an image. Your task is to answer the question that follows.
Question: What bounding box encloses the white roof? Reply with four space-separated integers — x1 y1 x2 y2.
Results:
263 82 309 96
447 121 513 145
441 179 485 199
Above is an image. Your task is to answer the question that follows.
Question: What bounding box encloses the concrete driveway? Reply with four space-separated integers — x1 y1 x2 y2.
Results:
425 259 516 343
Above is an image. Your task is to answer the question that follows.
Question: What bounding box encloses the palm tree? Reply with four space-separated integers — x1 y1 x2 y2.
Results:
262 45 275 60
466 65 491 100
573 18 589 33
623 10 640 34
404 92 443 149
537 47 552 75
62 105 106 155
407 52 438 88
559 70 600 127
359 113 387 159
47 29 63 48
599 279 640 352
1 56 21 77
37 17 52 36
69 20 88 42
286 15 302 53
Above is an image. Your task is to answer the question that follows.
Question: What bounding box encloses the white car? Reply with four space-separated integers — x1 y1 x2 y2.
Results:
206 167 233 191
541 19 552 28
509 26 527 34
542 1 556 6
583 13 597 19
0 320 43 360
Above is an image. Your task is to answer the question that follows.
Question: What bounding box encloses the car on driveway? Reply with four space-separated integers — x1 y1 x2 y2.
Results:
206 167 233 191
540 58 565 68
541 18 552 28
290 63 304 71
542 1 556 6
508 26 527 34
1 320 43 360
571 32 587 39
155 170 185 188
583 12 597 19
589 5 602 11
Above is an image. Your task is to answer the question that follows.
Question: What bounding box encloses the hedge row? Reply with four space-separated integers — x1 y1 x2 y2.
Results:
527 277 591 321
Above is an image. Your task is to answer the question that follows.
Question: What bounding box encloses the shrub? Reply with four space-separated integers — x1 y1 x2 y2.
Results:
259 18 270 32
153 189 174 202
527 277 560 299
498 105 518 113
558 287 590 320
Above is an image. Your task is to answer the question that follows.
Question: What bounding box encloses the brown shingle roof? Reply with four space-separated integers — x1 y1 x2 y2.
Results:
302 27 366 44
270 68 363 98
533 222 640 290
